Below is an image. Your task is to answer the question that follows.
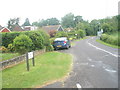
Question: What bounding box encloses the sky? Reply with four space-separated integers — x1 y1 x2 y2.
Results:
0 0 119 26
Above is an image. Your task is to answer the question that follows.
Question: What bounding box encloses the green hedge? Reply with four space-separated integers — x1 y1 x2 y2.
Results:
1 30 52 53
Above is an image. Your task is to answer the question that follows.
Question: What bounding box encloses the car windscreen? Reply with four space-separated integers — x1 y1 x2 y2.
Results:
54 41 64 44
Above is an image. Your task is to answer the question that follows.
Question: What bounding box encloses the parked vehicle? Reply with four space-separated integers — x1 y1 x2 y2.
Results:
53 37 71 50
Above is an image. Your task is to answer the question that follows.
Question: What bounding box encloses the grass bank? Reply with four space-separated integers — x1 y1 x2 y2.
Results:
96 39 120 49
2 52 72 88
0 53 20 62
100 32 120 47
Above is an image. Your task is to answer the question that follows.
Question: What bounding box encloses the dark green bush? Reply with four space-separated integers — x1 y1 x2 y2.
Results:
1 30 51 52
2 32 20 48
13 34 33 54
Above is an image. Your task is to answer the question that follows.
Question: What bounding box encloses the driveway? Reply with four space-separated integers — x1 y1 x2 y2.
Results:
42 36 118 88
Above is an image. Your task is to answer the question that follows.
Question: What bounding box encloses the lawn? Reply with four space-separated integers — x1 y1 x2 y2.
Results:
2 52 72 88
0 53 20 62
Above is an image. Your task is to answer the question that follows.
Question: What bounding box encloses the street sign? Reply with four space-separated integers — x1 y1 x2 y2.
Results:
28 52 33 59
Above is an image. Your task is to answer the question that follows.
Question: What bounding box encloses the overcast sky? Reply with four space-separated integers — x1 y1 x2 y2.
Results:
0 0 119 26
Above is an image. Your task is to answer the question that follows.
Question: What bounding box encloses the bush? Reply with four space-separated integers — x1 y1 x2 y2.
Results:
1 30 51 51
55 31 68 38
13 34 33 54
77 29 86 38
27 31 44 50
1 32 20 48
100 33 119 46
50 38 56 44
0 46 8 53
45 45 54 52
7 43 15 52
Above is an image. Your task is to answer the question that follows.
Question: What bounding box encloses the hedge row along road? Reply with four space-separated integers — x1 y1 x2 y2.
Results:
43 36 118 88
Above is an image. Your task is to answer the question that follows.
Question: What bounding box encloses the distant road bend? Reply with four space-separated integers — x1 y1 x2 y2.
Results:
42 36 118 88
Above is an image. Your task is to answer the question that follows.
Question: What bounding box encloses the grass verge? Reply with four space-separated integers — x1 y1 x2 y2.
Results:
96 39 120 49
2 52 72 88
0 53 20 62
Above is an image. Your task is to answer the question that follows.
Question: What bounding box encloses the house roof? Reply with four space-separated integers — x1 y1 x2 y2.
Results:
42 25 62 32
12 24 24 31
0 27 11 32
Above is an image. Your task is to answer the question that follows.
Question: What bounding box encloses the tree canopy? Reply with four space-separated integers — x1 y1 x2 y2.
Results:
23 18 31 26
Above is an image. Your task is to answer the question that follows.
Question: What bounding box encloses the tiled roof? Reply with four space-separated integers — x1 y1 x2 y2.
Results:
42 25 61 32
12 25 24 31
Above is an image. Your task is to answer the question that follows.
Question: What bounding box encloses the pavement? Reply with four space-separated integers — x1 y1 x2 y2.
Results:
42 36 119 88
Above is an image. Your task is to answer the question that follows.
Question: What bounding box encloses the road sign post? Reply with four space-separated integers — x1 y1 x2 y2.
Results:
26 53 29 71
26 51 35 71
32 52 35 66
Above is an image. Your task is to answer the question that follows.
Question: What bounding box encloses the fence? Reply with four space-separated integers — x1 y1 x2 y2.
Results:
0 49 45 70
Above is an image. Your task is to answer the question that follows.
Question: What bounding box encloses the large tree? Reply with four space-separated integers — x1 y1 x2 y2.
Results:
47 18 60 25
7 18 20 30
32 18 60 27
61 13 75 28
23 18 31 26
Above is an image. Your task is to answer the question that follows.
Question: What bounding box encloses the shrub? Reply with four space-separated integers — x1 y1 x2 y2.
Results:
13 34 33 54
100 33 119 46
50 38 56 44
0 46 8 53
27 31 44 50
55 31 68 38
1 32 20 48
7 43 15 52
45 45 54 52
77 29 86 38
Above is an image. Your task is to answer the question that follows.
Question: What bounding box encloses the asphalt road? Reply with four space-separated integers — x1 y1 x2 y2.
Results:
43 36 119 88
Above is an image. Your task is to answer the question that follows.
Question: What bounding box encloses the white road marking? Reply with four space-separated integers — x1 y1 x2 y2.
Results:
87 37 119 58
76 83 82 88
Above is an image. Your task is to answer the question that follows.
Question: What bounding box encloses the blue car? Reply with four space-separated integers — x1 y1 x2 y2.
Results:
53 37 71 50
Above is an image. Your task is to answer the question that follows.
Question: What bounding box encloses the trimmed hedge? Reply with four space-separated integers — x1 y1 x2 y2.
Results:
1 30 52 53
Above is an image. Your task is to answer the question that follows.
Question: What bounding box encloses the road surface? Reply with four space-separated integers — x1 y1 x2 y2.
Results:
43 36 119 88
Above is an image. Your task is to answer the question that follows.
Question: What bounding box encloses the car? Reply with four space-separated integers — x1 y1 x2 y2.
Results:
53 37 71 50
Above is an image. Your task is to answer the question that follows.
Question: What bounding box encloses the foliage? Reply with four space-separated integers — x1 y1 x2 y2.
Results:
0 46 8 53
61 13 75 28
1 30 51 52
13 34 33 54
7 43 15 52
22 18 31 26
45 45 54 52
55 31 68 38
7 18 20 30
100 32 119 46
2 32 21 48
26 31 44 50
32 18 60 27
77 29 86 38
